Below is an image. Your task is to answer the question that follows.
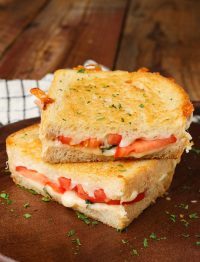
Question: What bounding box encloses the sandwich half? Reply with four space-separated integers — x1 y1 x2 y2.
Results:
32 67 193 163
6 124 179 229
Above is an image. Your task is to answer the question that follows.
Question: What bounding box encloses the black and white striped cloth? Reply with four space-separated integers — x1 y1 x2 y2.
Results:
0 60 108 126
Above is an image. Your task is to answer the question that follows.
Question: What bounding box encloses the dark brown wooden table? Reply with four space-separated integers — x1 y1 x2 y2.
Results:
0 0 200 100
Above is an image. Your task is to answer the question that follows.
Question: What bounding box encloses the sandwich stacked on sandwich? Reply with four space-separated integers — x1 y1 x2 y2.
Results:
6 66 193 229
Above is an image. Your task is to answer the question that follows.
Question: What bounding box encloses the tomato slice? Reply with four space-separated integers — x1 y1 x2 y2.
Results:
58 136 72 145
107 134 122 145
16 166 49 185
58 177 71 191
30 88 54 110
80 138 102 148
94 189 107 203
16 167 145 205
75 184 92 200
115 135 177 157
46 181 65 194
106 192 145 205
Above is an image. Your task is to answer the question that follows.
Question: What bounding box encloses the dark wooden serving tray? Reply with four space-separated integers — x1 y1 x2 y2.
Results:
0 112 200 262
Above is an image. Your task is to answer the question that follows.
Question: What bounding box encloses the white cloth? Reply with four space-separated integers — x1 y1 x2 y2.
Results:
0 60 108 126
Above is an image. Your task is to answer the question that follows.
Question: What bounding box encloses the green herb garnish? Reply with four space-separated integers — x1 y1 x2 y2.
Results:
131 249 139 256
139 104 144 108
77 68 85 73
121 239 129 244
24 202 30 208
0 192 9 200
149 232 157 240
67 229 75 237
170 214 176 222
181 233 190 238
189 213 198 219
97 117 105 121
196 241 200 246
180 219 189 227
100 145 116 153
42 196 51 202
23 213 32 219
191 147 200 154
143 238 148 248
85 199 93 205
179 203 189 210
76 212 91 225
72 238 81 246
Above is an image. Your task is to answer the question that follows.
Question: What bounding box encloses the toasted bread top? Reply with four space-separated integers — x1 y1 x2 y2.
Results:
39 69 193 144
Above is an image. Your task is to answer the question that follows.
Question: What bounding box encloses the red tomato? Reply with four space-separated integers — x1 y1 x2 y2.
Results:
57 136 72 145
46 181 65 194
123 192 145 205
16 166 49 185
94 189 107 203
106 192 145 205
75 184 91 200
107 134 122 145
80 138 102 148
58 177 71 191
115 135 177 157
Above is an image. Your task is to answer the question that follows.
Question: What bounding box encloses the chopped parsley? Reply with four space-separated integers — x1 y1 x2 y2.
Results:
118 169 126 172
121 239 129 244
0 192 9 200
191 147 200 154
76 212 98 225
67 229 75 237
143 238 148 248
180 219 189 227
100 145 116 153
181 233 190 238
91 221 99 225
72 238 81 246
85 199 93 205
178 203 189 210
189 213 199 219
131 249 139 256
139 104 144 108
42 196 51 202
77 68 85 73
17 185 38 195
76 212 91 225
149 232 157 240
170 214 176 222
23 213 32 219
196 241 200 246
96 117 105 121
0 192 12 204
24 202 30 208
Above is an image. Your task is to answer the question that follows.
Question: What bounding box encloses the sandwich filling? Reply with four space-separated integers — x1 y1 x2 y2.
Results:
15 166 145 205
57 134 177 157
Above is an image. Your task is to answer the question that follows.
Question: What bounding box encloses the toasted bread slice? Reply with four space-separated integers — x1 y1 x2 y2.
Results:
37 68 193 163
6 124 179 229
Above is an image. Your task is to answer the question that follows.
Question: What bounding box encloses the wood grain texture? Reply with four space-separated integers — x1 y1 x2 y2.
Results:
116 0 200 101
0 0 48 57
0 0 128 79
0 117 200 261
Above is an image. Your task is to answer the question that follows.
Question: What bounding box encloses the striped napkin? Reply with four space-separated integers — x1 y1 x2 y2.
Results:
0 60 108 126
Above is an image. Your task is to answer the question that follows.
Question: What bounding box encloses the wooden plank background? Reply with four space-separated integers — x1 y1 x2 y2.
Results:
0 0 199 100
